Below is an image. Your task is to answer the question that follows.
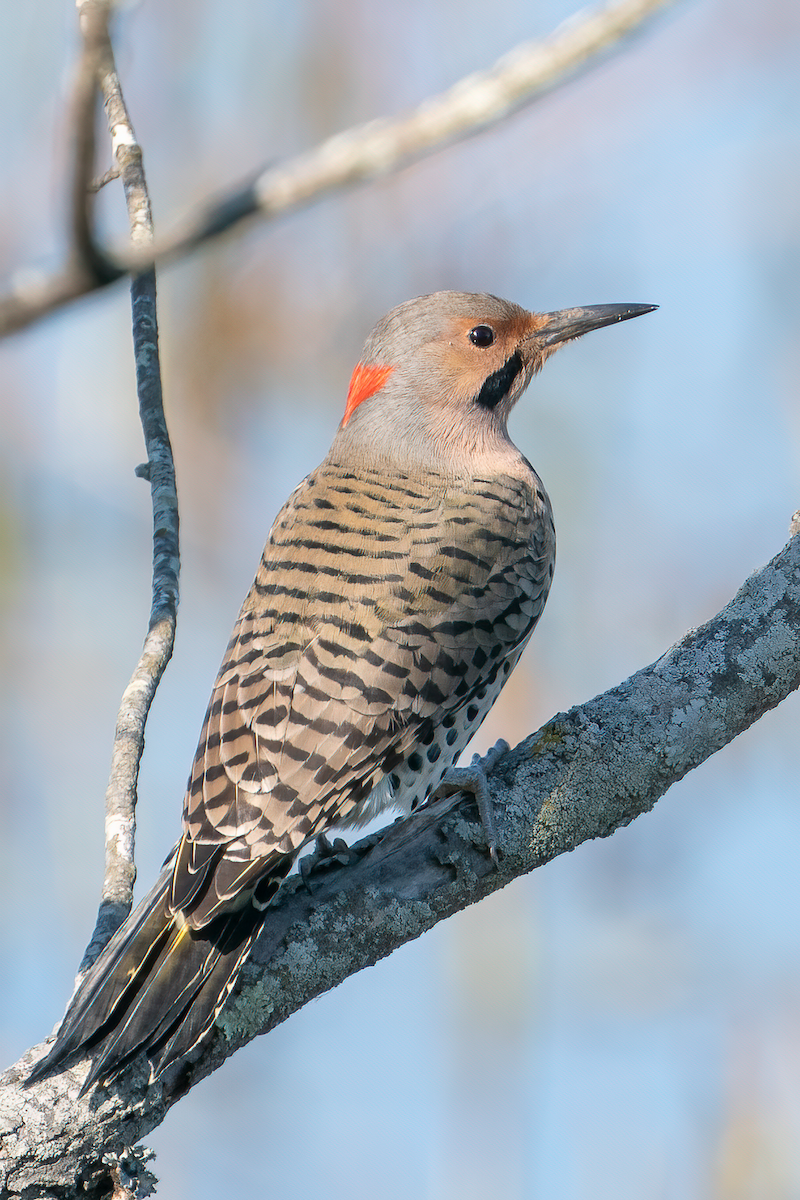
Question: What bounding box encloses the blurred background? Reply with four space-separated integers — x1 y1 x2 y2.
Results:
2 0 800 1196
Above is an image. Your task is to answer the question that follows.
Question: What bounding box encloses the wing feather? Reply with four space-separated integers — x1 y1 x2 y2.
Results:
174 462 553 927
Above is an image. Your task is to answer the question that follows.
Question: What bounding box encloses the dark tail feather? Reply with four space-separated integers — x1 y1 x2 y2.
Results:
27 870 265 1092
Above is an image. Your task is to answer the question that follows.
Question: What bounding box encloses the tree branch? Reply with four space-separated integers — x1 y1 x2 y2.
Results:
3 525 798 1198
0 0 675 337
68 2 117 288
75 1 179 974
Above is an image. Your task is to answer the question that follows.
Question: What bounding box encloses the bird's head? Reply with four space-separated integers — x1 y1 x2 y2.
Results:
332 291 656 472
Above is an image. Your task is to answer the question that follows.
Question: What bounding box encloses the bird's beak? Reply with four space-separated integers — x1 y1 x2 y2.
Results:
537 303 658 348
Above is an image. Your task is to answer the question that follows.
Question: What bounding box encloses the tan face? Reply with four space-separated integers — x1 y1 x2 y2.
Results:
343 293 549 431
414 309 550 417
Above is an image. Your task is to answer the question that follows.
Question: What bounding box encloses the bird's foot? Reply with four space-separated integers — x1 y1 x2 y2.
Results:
299 833 362 891
431 738 510 866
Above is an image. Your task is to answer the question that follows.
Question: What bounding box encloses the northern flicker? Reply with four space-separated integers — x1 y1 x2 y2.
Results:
29 291 655 1091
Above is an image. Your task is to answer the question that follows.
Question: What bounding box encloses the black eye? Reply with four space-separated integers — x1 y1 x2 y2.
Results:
468 325 495 348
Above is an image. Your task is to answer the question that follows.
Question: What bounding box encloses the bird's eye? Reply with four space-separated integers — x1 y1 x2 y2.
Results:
468 325 495 348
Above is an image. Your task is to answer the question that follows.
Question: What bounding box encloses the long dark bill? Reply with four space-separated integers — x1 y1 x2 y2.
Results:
538 303 658 347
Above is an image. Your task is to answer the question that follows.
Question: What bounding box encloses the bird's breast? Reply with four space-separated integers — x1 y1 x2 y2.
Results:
252 459 553 632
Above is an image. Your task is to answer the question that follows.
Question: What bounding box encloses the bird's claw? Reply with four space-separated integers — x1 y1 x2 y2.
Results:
431 738 510 866
299 832 363 892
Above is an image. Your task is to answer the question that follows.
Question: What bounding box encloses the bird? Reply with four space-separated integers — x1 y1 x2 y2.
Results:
28 290 656 1092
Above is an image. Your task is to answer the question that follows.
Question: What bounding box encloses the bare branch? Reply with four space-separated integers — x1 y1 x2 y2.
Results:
4 527 798 1196
0 0 674 337
123 0 678 266
245 0 675 222
0 1 124 340
77 3 179 974
69 1 120 287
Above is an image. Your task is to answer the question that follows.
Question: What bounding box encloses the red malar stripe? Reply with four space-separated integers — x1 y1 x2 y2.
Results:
342 362 394 426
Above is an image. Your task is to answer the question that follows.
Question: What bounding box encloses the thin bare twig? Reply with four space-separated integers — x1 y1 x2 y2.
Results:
247 0 675 221
77 0 179 974
70 1 119 287
0 0 674 336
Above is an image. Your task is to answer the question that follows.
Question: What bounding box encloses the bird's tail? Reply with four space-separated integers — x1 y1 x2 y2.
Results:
27 869 265 1092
